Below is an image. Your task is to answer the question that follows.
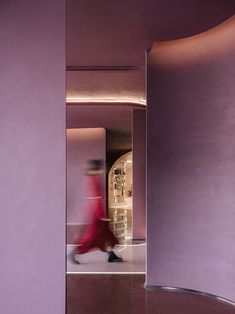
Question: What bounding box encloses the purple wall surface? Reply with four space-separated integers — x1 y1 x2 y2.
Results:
67 128 106 224
147 16 235 301
0 1 65 313
66 104 133 129
67 0 235 66
132 110 146 239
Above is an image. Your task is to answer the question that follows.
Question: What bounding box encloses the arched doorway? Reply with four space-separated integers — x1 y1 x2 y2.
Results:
108 151 132 243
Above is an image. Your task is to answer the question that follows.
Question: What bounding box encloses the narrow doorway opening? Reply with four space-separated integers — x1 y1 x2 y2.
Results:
66 105 146 275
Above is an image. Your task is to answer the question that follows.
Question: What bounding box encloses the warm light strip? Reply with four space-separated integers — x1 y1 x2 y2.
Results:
66 97 146 105
66 271 146 275
67 243 146 247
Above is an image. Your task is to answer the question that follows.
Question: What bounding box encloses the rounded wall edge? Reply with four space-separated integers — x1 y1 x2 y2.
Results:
146 13 235 302
148 14 235 68
144 285 235 308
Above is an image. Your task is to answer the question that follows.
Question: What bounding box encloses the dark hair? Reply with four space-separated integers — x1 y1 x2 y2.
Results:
87 159 103 171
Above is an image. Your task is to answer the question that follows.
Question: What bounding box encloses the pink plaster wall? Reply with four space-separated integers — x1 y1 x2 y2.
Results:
67 128 106 224
0 1 65 313
147 16 235 301
132 110 146 239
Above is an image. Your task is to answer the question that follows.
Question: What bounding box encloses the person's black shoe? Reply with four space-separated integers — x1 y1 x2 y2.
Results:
108 251 123 262
68 252 80 264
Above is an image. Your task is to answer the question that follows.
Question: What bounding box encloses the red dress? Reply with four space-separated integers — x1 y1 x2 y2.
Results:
73 174 118 254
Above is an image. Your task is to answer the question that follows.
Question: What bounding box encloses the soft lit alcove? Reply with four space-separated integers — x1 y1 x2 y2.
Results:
108 151 133 243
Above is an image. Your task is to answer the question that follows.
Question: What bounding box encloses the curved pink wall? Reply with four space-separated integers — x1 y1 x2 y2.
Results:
67 0 235 66
147 16 235 301
0 1 65 313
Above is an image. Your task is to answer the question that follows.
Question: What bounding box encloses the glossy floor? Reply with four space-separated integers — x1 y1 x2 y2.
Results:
67 274 235 314
67 243 145 273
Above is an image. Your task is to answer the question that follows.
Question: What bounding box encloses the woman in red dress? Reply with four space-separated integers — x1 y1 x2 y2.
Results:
70 160 123 264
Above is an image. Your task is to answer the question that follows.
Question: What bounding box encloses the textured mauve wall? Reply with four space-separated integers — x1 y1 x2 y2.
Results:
0 1 65 313
132 110 146 239
67 128 106 224
67 0 235 66
147 16 235 301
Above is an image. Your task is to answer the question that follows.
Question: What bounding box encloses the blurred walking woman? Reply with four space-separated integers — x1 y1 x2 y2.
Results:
70 159 123 264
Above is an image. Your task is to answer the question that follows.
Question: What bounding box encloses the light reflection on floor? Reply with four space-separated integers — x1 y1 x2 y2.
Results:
66 243 146 274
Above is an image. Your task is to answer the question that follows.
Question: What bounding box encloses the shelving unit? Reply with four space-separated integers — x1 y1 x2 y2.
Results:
109 207 132 242
108 152 133 243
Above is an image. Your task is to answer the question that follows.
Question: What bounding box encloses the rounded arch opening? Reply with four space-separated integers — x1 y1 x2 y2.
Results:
108 151 132 243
